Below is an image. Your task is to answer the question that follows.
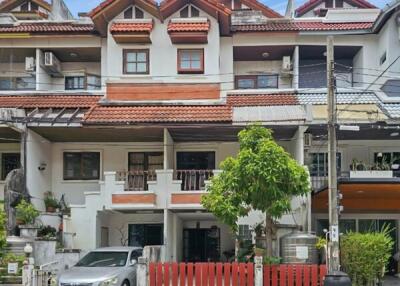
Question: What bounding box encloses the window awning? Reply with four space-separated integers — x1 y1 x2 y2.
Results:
110 20 153 44
167 18 209 44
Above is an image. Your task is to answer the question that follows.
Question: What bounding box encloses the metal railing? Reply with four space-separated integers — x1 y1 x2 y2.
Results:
175 169 214 191
116 170 157 191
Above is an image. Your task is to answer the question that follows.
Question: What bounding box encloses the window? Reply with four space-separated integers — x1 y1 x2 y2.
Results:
238 225 252 241
335 0 344 7
316 219 356 236
179 5 199 18
380 52 387 65
128 224 163 247
65 76 85 90
374 152 400 165
177 49 204 74
1 153 20 180
63 152 100 180
123 49 149 74
135 7 144 19
87 75 101 90
177 152 215 170
381 80 400 98
308 152 341 177
0 77 35 91
235 75 278 89
128 152 163 172
124 7 133 19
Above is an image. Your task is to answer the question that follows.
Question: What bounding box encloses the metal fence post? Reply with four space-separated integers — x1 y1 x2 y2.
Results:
137 257 148 286
254 256 263 286
22 262 34 286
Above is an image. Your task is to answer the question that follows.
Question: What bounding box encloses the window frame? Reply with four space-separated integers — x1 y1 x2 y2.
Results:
235 75 279 89
177 49 204 74
1 152 21 181
123 49 150 75
308 152 342 177
63 151 101 181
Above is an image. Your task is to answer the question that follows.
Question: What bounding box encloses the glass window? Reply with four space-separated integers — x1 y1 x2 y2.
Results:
76 252 128 267
128 152 163 171
180 6 189 18
123 50 149 74
191 6 200 17
235 75 278 89
316 219 355 236
374 152 400 166
128 224 163 247
0 77 35 90
124 7 133 19
238 225 251 241
381 80 400 98
380 52 387 65
177 152 215 170
87 75 101 90
63 152 100 180
177 49 204 74
135 7 144 19
65 76 85 90
308 153 341 177
1 153 20 180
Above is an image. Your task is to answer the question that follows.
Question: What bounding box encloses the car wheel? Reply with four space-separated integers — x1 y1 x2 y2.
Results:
121 280 130 286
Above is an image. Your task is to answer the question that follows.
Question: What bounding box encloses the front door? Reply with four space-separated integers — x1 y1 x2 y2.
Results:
183 227 220 262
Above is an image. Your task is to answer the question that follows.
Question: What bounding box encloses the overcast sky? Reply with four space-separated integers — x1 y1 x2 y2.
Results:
64 0 389 16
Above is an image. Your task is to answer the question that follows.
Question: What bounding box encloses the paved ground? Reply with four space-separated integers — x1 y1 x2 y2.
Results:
384 276 400 285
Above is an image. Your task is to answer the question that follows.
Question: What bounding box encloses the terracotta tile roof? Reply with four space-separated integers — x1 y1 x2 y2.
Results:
84 105 232 123
167 21 210 32
227 94 299 106
0 22 96 33
231 21 374 32
296 0 376 16
0 95 102 108
89 0 158 18
110 22 153 33
0 0 51 12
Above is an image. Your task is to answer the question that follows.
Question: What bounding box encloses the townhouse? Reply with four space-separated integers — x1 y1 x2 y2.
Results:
0 0 400 268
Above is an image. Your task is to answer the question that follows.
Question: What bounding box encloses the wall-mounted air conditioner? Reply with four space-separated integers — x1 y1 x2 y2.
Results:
42 51 62 76
304 133 313 148
282 56 292 71
25 57 35 72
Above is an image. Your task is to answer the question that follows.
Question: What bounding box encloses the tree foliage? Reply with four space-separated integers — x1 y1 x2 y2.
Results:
341 228 394 285
202 125 310 235
0 209 6 257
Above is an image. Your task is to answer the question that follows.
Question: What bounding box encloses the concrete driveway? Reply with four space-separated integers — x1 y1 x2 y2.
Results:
383 276 400 285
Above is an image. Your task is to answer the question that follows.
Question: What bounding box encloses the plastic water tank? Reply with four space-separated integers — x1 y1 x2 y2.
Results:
280 231 319 264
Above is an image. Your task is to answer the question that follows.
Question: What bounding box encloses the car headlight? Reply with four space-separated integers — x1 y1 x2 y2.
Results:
99 277 118 286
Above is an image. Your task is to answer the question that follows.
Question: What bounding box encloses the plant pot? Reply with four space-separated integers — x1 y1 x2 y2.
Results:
46 206 56 213
16 219 24 225
19 225 39 238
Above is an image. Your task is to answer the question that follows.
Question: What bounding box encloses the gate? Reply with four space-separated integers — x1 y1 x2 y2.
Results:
148 262 327 286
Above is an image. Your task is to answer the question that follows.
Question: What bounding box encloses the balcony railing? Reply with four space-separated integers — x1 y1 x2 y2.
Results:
116 170 157 191
175 170 214 191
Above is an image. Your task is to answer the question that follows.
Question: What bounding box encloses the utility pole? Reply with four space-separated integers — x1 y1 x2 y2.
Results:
326 36 340 273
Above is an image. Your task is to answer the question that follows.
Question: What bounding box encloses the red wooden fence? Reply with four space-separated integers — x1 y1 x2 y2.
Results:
149 263 327 286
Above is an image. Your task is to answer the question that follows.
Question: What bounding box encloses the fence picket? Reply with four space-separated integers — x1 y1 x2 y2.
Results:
195 263 202 286
179 263 186 286
149 263 156 286
224 263 231 286
239 263 246 286
156 263 163 286
202 263 209 286
247 263 254 286
263 265 270 286
279 265 287 286
311 265 318 286
188 263 194 286
295 265 302 286
209 263 216 286
232 263 239 286
216 263 223 286
287 265 294 286
164 263 170 286
304 265 311 286
319 265 327 285
171 263 178 286
271 266 278 286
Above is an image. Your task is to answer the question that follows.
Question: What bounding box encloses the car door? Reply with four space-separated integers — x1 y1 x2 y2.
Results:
127 249 143 286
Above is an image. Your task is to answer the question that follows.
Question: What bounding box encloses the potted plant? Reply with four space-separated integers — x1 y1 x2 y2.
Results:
16 200 40 238
44 191 59 213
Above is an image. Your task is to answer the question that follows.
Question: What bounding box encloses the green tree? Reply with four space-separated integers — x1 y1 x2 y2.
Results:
202 125 310 257
0 209 6 257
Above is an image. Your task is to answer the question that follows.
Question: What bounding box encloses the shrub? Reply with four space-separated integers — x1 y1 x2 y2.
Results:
0 252 25 279
38 225 57 239
15 200 40 225
0 210 6 258
44 191 59 210
341 228 394 285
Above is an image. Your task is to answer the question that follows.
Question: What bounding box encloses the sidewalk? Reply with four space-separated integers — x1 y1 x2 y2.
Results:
384 276 400 285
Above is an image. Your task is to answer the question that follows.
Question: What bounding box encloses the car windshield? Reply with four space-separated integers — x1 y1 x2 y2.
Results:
76 252 128 267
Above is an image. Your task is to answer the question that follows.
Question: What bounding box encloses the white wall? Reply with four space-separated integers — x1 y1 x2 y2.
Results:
26 130 52 210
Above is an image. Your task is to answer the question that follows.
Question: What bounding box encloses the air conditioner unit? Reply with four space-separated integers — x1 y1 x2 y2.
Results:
25 57 35 72
304 133 313 148
282 56 292 71
42 51 62 76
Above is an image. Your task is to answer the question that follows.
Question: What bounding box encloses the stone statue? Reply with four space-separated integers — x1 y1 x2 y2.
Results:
4 168 29 235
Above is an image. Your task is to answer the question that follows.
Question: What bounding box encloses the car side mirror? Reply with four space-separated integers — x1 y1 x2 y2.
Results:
129 259 137 266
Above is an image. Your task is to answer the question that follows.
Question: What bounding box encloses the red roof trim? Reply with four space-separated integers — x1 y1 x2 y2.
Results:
240 0 282 18
110 22 153 33
0 95 102 108
0 0 51 12
0 22 96 34
296 0 377 16
227 94 299 106
89 0 158 18
167 21 210 32
231 21 374 32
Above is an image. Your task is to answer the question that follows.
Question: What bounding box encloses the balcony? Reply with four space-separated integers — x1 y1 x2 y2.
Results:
116 170 157 191
174 169 214 191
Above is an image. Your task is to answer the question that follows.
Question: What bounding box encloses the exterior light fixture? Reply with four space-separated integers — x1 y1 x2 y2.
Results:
262 52 270 58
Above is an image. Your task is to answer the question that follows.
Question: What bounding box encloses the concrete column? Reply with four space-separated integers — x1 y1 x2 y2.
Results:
254 256 263 286
136 257 148 286
293 46 299 90
163 129 174 170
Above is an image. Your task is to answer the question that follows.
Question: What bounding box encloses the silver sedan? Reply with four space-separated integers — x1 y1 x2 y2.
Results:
58 247 143 286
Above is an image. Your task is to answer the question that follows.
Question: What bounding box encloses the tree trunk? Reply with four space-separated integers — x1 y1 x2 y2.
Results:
265 215 275 257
